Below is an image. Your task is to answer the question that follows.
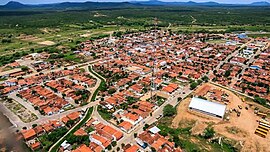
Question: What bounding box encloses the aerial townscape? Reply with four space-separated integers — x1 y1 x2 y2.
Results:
0 0 270 152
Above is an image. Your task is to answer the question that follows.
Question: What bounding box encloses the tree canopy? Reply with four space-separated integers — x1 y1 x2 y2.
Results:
163 104 177 117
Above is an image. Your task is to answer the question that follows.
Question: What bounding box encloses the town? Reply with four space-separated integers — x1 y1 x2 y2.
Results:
0 29 270 152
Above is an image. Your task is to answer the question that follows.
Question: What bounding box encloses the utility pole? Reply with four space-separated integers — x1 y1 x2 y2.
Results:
150 17 158 102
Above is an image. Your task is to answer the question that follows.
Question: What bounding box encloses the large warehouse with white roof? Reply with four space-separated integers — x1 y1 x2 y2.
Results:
189 97 227 119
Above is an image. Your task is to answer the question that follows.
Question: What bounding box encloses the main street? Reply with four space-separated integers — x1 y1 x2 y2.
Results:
214 39 254 72
239 41 270 76
112 85 193 150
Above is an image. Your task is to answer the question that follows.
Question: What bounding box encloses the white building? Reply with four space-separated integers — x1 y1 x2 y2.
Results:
189 97 226 119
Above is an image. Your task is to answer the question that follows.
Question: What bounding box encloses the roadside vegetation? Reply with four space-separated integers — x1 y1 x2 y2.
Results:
38 127 68 150
50 107 94 152
88 66 107 101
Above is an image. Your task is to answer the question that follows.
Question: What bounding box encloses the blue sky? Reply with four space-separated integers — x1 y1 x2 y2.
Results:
1 0 269 5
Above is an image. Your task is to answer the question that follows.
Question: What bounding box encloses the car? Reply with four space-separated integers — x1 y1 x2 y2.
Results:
156 114 163 119
238 105 242 109
237 112 241 117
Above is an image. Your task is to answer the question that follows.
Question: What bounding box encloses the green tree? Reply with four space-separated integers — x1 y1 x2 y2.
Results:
254 96 267 105
203 127 215 139
21 66 29 71
202 76 209 82
66 119 75 128
111 141 117 147
107 145 112 150
190 82 198 90
143 124 150 131
151 147 157 152
108 88 116 94
163 104 176 117
224 70 231 77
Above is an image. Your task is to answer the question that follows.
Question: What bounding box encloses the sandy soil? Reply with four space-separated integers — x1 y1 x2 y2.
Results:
172 83 270 152
37 40 55 46
80 33 91 37
17 34 43 42
40 28 60 33
94 13 107 17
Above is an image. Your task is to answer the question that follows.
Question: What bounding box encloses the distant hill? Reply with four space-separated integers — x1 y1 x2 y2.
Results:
2 1 29 9
0 1 140 10
250 1 270 6
0 0 270 10
130 0 221 6
131 0 270 6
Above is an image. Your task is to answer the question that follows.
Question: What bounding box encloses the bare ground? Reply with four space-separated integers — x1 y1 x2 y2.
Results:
172 83 270 152
37 40 55 46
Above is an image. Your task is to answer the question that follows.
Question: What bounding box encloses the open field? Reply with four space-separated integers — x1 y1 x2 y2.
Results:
172 83 270 152
0 6 270 62
0 98 38 123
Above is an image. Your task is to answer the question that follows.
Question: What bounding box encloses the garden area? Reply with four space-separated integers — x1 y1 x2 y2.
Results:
38 127 68 151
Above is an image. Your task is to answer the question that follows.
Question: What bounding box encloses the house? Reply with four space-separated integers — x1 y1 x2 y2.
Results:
162 83 178 94
30 141 41 151
98 125 123 140
60 140 72 151
33 125 44 136
137 129 181 152
89 142 103 152
43 107 53 116
90 134 111 149
124 145 140 152
74 128 88 136
72 144 93 152
21 129 36 141
61 111 81 124
122 113 143 125
119 121 133 132
67 111 81 121
42 123 54 133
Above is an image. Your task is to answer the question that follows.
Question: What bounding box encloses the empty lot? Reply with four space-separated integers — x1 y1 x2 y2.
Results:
172 83 270 152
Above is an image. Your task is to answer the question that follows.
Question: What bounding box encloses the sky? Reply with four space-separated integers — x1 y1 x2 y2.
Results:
0 0 269 5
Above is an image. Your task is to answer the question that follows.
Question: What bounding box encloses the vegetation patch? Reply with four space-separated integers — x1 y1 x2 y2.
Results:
50 107 93 152
97 105 112 120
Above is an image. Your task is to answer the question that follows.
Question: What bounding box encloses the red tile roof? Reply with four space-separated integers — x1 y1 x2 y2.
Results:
21 129 36 140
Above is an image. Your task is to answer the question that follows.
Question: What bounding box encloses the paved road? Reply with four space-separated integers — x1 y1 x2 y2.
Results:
9 92 41 117
48 107 95 152
210 81 254 100
48 64 111 152
214 39 254 72
113 85 192 150
239 42 269 76
85 65 102 101
0 102 26 128
85 67 194 150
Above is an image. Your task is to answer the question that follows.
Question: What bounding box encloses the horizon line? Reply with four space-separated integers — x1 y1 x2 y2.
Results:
1 0 270 5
